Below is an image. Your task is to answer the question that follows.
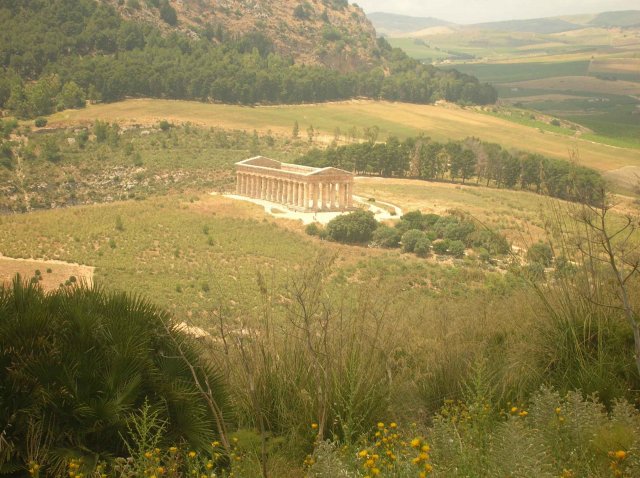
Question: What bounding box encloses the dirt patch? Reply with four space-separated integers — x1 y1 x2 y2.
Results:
0 255 94 291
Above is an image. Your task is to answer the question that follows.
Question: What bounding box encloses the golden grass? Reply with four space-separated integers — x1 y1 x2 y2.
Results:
0 256 94 291
354 177 552 246
48 99 640 172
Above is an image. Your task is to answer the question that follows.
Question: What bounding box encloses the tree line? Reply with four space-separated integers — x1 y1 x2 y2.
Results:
0 0 497 118
296 136 604 204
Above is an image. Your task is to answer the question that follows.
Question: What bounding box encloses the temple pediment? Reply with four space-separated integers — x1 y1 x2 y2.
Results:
308 167 353 177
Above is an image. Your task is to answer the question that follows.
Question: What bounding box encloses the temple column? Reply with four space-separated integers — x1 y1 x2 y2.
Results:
297 183 303 208
249 175 254 197
329 183 336 209
332 182 338 209
347 183 353 208
266 178 272 201
320 183 327 209
336 183 343 209
239 174 245 195
303 183 309 210
289 181 295 205
276 179 282 203
293 182 299 207
311 183 318 210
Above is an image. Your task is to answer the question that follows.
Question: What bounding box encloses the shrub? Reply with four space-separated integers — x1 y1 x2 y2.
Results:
371 225 401 248
414 237 432 257
448 239 466 258
159 0 177 25
34 117 47 127
432 239 450 255
0 278 228 471
305 223 321 237
527 242 553 267
326 210 378 244
158 119 172 131
401 229 426 253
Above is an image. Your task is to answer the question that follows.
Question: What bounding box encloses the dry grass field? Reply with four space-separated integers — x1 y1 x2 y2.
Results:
0 255 94 290
48 99 640 173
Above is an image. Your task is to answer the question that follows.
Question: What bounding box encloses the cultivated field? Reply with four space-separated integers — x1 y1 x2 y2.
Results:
48 99 640 174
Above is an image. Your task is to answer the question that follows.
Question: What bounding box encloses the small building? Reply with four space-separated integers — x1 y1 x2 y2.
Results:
235 156 354 212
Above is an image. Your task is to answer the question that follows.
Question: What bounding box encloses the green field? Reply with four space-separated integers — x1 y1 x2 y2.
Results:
444 61 591 83
390 24 640 150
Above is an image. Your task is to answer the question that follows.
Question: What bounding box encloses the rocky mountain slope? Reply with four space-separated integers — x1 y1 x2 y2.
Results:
105 0 380 71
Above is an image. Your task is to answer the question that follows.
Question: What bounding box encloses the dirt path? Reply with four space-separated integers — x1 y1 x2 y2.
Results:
0 254 95 291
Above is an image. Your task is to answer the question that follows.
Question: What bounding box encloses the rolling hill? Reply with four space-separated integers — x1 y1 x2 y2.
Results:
366 12 451 36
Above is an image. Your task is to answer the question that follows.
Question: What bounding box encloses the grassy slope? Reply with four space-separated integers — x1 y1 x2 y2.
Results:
0 188 523 325
48 99 640 173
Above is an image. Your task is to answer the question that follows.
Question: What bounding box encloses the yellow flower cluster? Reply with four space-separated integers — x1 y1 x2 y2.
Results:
353 422 433 477
608 450 629 478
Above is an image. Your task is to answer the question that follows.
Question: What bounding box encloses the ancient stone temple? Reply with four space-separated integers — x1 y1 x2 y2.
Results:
235 157 354 212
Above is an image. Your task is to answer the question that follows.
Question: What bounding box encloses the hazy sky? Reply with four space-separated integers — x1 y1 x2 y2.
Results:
356 0 639 24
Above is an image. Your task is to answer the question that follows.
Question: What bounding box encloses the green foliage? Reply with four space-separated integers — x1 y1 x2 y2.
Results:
159 0 177 25
527 242 553 266
0 0 495 118
326 210 378 244
297 135 603 204
305 222 322 236
0 278 229 472
414 237 432 257
371 225 401 248
448 239 466 258
432 239 450 255
39 136 61 162
34 117 47 128
401 229 426 253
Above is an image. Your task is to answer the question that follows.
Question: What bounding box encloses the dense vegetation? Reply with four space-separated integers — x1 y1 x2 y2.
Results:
0 0 496 118
314 209 511 261
0 278 228 473
297 135 604 203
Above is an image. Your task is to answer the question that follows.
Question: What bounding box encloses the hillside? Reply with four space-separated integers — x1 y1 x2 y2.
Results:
366 12 450 36
105 0 379 71
0 0 497 119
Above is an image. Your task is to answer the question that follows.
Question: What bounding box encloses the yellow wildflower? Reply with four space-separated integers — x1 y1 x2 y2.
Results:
390 422 397 429
410 438 421 448
377 422 385 429
519 410 528 417
358 449 369 458
188 451 197 458
311 423 318 430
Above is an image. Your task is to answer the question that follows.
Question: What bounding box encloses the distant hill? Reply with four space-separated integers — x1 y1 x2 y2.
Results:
371 9 640 38
471 18 583 34
589 10 640 27
367 12 451 36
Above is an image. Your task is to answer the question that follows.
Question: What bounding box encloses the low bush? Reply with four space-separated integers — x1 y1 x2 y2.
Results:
372 225 401 248
326 210 378 244
401 229 426 253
